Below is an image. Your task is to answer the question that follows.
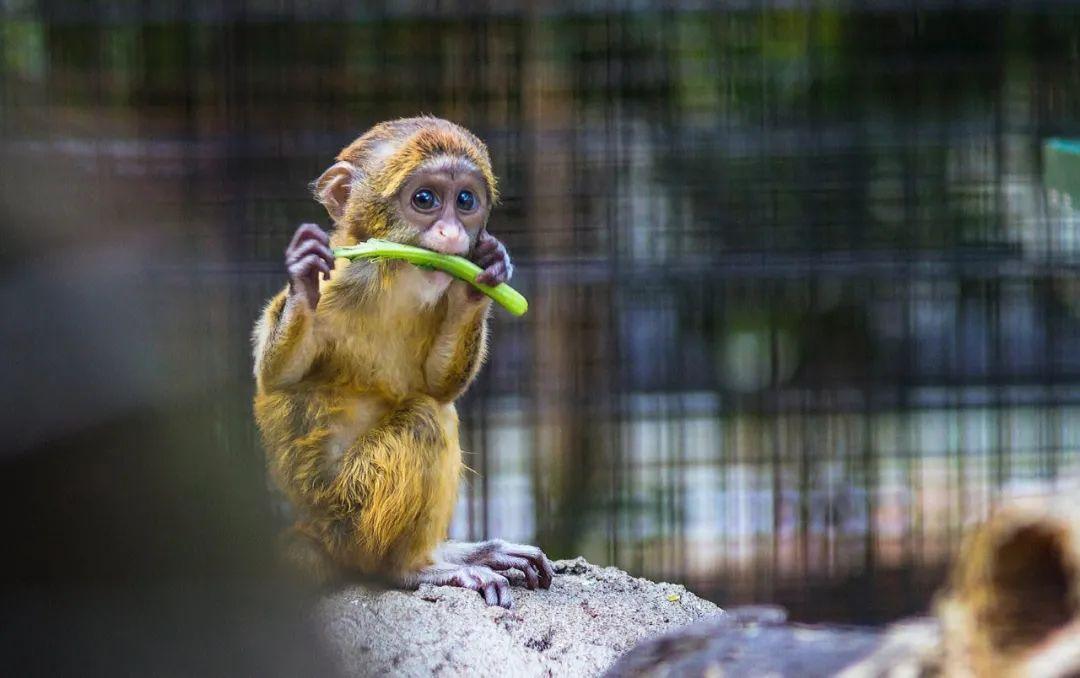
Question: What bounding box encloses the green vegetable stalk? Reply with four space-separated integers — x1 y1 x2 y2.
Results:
333 239 528 317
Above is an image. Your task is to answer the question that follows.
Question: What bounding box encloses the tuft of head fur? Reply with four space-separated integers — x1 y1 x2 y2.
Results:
318 116 499 244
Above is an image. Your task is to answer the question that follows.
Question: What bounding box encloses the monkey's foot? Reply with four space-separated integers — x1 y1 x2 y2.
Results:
455 539 555 591
417 564 513 608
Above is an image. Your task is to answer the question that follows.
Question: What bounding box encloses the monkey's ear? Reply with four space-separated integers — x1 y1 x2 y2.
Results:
311 161 357 221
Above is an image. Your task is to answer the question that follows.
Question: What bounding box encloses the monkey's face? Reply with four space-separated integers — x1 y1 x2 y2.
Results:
393 156 491 257
312 118 499 301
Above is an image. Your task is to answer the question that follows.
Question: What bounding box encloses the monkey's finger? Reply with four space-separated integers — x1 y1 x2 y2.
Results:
292 222 330 246
294 254 331 276
538 556 554 589
505 546 553 589
501 555 540 590
450 570 479 590
288 239 335 267
287 238 334 261
492 259 513 282
289 246 335 282
474 264 501 284
531 553 553 589
491 576 513 609
478 259 505 280
475 237 506 263
290 254 331 281
481 581 500 607
288 222 330 251
473 250 502 269
476 261 507 286
473 236 498 256
522 561 541 590
486 245 508 266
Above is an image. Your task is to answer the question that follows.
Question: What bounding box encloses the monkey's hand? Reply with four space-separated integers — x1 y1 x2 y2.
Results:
411 564 514 608
441 539 554 591
285 223 335 310
465 230 513 302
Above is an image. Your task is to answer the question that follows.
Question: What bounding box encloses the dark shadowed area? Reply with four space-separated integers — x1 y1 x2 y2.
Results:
1 1 1079 674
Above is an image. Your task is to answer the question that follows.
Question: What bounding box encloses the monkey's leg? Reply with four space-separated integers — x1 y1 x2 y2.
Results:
437 540 555 591
278 397 521 608
402 562 514 608
303 396 461 574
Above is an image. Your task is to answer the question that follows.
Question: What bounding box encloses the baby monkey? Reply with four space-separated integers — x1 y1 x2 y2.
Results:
252 117 553 607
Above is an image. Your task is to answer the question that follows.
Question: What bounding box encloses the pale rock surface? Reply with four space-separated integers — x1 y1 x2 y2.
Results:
316 557 722 677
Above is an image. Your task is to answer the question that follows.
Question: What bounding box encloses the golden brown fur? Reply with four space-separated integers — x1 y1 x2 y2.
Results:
252 117 494 581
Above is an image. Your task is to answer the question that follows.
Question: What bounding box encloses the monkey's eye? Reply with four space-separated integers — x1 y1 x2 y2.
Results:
411 189 438 210
456 190 477 212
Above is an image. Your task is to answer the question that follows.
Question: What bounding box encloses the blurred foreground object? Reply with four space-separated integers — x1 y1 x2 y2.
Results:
0 81 337 678
846 491 1080 678
936 494 1080 678
603 607 882 677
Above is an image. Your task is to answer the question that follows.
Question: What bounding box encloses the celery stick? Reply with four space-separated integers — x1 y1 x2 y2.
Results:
333 239 529 317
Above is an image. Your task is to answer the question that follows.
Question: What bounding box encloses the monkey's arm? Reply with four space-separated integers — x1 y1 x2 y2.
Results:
254 223 334 392
424 231 512 401
424 286 490 402
253 290 321 391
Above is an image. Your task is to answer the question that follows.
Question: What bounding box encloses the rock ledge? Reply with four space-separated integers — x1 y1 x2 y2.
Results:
317 557 722 677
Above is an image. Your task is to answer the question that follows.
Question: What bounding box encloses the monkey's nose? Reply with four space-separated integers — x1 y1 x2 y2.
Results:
428 222 469 255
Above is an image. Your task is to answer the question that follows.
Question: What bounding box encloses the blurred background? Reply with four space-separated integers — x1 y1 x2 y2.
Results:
2 0 1080 672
